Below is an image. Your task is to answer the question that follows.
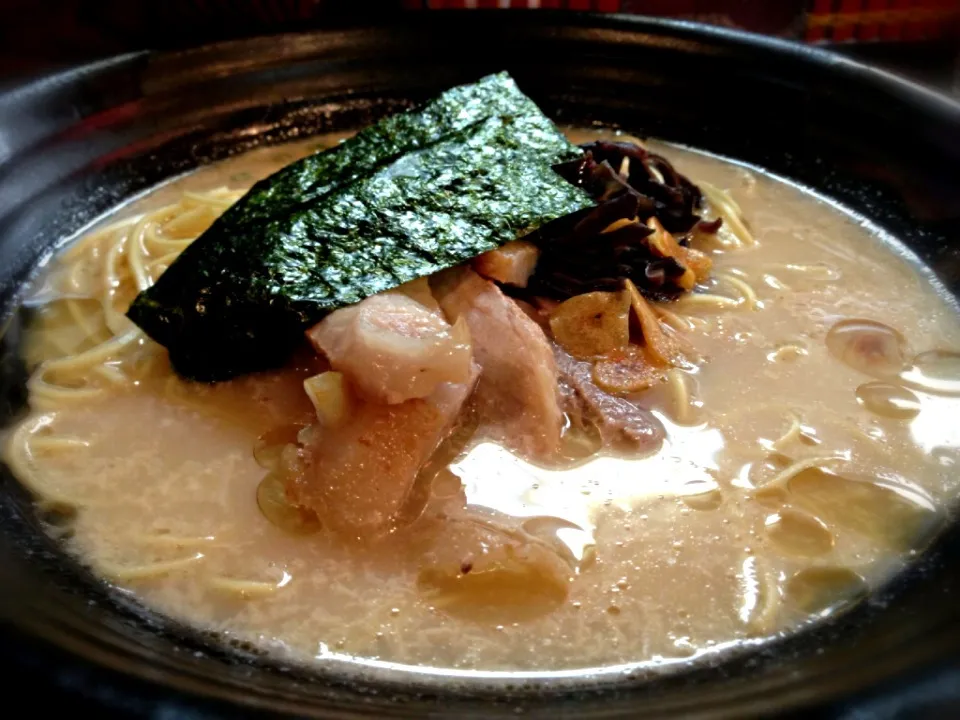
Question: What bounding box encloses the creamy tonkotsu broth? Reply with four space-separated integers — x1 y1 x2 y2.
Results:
6 128 960 676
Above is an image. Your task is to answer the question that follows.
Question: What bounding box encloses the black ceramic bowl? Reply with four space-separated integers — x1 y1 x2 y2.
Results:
1 13 959 719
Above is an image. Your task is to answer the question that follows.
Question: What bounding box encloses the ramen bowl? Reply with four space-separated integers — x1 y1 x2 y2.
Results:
1 13 959 719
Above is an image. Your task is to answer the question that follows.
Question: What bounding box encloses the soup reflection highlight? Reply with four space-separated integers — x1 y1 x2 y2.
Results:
5 131 960 674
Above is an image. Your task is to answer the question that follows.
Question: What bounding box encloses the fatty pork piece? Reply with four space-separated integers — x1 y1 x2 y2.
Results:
472 239 540 288
434 268 563 459
290 369 478 539
306 280 473 405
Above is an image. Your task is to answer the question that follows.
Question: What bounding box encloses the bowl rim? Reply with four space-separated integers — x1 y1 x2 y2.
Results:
3 12 959 141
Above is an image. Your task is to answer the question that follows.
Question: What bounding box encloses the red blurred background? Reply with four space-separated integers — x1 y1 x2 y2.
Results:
0 1 956 90
405 0 958 42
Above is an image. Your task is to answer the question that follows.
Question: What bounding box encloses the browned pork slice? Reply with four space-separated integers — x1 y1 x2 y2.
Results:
306 284 473 405
553 343 665 454
472 239 540 288
290 370 478 539
434 268 562 459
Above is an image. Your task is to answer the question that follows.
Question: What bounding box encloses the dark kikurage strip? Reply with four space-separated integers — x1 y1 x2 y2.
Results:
527 141 714 301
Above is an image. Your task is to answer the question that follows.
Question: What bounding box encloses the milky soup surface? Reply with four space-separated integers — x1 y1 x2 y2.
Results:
7 130 960 675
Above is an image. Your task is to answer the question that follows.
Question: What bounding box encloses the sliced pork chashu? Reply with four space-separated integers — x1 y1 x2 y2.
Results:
295 279 479 538
290 371 478 540
553 343 665 454
306 280 473 406
434 268 563 460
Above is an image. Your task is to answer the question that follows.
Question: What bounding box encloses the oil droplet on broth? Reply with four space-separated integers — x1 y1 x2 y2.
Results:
681 479 723 511
855 382 922 420
825 319 907 379
257 472 322 535
766 341 809 364
764 508 834 557
900 350 960 396
785 567 867 614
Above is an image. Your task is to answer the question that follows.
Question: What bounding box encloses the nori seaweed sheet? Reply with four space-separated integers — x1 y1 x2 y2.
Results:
127 73 592 381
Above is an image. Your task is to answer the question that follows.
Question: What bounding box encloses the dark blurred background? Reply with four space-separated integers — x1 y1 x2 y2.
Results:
0 1 957 94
